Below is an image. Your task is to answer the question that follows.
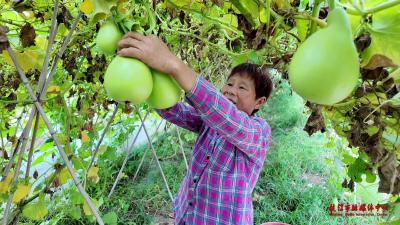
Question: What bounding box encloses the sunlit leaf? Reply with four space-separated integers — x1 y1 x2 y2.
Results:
22 195 48 220
295 19 309 42
12 183 32 203
230 0 260 27
81 130 90 143
88 166 99 183
360 1 400 69
47 85 61 94
83 198 99 216
80 0 94 14
2 46 45 73
221 14 238 28
0 172 13 193
356 179 389 205
85 0 119 23
58 167 72 185
259 7 268 23
98 145 107 155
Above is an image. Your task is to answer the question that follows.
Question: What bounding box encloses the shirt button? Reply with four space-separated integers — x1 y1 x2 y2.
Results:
188 202 193 207
206 155 210 160
193 178 197 183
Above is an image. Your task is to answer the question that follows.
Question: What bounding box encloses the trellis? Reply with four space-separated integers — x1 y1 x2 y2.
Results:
0 1 192 224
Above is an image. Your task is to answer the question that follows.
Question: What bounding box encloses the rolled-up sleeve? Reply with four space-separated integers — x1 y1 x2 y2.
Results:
155 102 203 133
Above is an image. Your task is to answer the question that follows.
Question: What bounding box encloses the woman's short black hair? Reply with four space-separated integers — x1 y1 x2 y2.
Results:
228 63 273 114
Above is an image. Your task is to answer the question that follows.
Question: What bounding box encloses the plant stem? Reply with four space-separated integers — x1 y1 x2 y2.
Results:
363 0 400 14
108 110 152 199
6 47 104 225
309 0 324 37
40 12 82 99
25 111 40 179
2 108 36 225
37 0 59 97
2 106 32 180
136 108 174 202
85 104 119 188
328 0 336 10
293 14 327 28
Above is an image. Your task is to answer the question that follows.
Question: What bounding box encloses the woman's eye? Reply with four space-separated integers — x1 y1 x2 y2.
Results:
239 86 246 90
227 83 233 86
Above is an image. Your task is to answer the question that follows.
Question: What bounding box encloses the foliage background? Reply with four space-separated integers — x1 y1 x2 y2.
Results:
0 0 399 224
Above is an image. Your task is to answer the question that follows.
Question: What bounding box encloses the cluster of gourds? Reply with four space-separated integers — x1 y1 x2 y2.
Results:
98 7 359 108
96 21 181 109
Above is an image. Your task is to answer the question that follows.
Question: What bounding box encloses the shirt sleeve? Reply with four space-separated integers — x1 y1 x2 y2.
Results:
155 102 203 133
185 75 271 160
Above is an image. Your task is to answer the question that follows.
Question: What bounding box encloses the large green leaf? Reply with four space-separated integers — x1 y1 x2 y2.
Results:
361 1 400 69
84 0 119 24
22 194 48 221
356 180 389 205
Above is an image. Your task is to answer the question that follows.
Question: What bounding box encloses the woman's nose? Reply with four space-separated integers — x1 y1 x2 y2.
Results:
225 87 236 96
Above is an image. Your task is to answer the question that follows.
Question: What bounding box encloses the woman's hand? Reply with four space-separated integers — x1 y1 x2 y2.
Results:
117 32 181 76
117 32 197 92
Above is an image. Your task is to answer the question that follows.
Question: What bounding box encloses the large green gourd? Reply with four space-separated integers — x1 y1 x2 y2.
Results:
146 70 182 109
104 56 153 104
288 7 360 105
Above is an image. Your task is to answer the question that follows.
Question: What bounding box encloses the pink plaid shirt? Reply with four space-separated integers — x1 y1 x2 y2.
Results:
156 75 271 225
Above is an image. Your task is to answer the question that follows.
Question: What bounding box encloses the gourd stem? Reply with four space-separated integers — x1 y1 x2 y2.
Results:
364 0 400 14
328 0 336 10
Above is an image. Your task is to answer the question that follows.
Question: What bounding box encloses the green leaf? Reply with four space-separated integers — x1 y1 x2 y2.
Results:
365 170 376 183
348 158 367 183
355 180 389 205
259 7 268 23
295 19 309 42
342 153 356 164
230 53 248 66
383 131 400 147
68 205 82 220
102 212 118 225
361 1 400 69
366 126 379 136
221 14 238 28
22 195 48 220
229 0 260 27
389 92 400 106
85 0 119 24
70 189 84 204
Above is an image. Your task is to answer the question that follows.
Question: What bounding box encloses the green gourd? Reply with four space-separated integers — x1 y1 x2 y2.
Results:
104 56 153 104
146 70 182 109
288 7 360 105
96 21 122 55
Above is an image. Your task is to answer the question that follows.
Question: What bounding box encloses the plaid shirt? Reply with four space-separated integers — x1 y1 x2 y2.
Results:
156 75 271 225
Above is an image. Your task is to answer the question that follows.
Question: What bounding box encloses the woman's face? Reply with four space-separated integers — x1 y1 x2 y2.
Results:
221 73 266 115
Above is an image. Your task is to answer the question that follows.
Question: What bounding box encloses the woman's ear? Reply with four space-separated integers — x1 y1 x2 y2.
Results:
254 96 267 110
